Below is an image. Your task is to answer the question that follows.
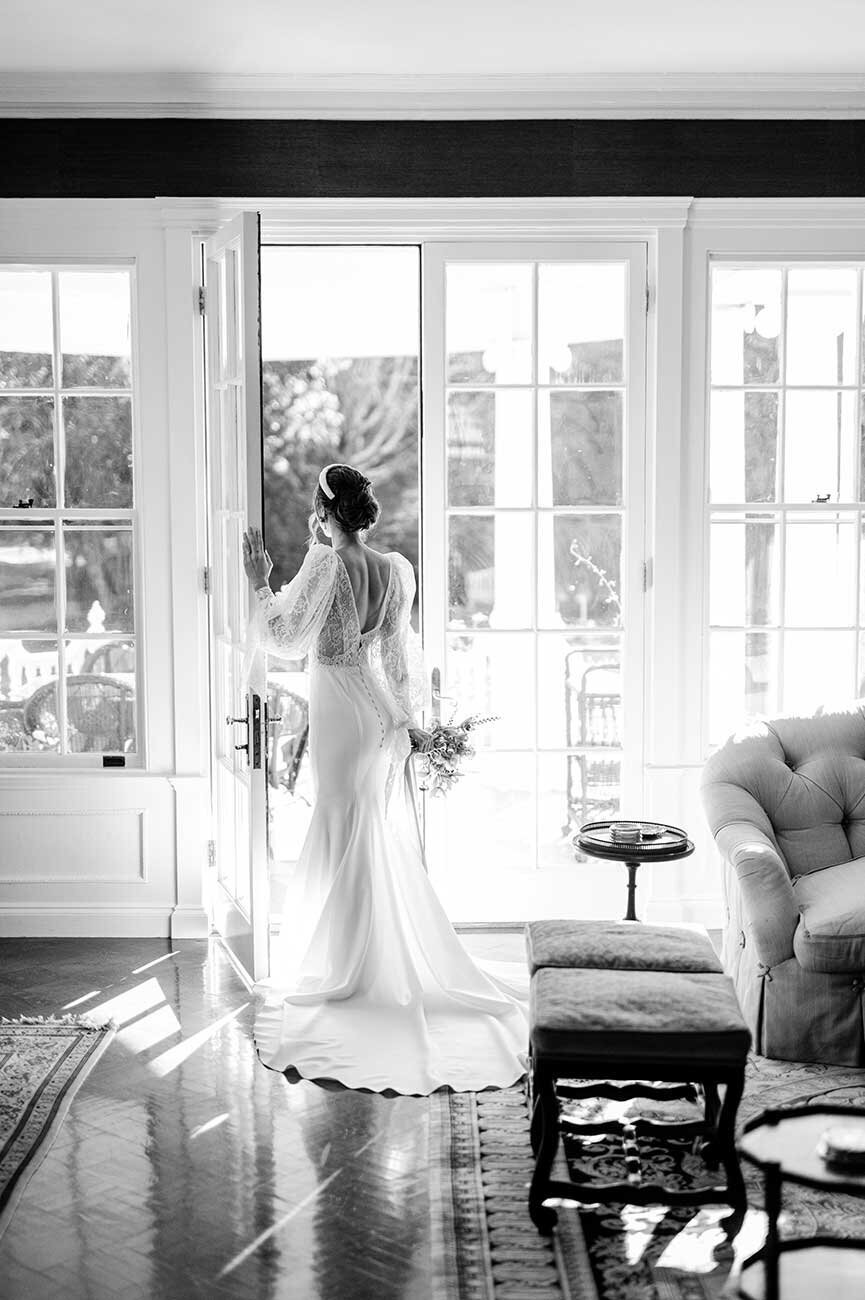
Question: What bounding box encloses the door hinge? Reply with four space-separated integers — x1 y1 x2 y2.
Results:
203 565 211 595
207 839 216 869
198 285 206 316
645 282 655 314
643 558 654 592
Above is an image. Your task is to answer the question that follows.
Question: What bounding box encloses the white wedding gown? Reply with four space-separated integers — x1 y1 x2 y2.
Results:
249 542 529 1094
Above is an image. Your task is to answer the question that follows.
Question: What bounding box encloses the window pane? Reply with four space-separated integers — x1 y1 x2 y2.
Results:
783 631 855 715
445 632 534 748
0 271 53 388
0 526 56 632
785 391 856 503
857 631 865 696
63 526 134 633
709 390 779 503
0 639 59 752
63 395 133 508
538 752 620 858
785 512 856 626
538 263 625 385
59 271 131 388
710 514 779 626
709 630 779 746
446 264 532 384
537 632 621 749
447 390 532 507
448 513 532 628
786 266 858 387
539 390 623 506
539 513 622 628
711 265 782 385
65 639 136 753
0 395 56 507
221 385 239 513
227 514 246 641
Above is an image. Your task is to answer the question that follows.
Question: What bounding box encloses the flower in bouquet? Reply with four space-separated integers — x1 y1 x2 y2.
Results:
416 713 499 797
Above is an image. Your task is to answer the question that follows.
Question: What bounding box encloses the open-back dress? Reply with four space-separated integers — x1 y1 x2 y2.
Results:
248 542 528 1094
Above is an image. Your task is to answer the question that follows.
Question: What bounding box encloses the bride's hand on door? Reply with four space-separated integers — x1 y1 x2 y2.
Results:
242 526 273 588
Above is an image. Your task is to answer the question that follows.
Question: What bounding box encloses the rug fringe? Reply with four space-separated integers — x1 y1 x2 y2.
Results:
1 1013 116 1032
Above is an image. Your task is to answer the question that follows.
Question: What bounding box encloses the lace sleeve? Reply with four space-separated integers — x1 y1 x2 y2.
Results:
380 554 428 726
244 544 337 687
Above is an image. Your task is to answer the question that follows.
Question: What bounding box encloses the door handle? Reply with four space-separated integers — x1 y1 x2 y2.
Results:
226 697 262 764
226 713 249 754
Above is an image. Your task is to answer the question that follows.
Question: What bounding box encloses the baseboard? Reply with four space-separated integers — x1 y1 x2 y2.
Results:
0 907 173 937
169 905 211 940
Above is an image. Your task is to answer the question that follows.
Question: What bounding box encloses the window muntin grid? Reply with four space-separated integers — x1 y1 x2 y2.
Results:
443 259 630 869
0 265 138 761
706 260 865 744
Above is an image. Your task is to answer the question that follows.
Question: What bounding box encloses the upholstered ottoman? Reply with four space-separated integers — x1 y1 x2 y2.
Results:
525 920 726 1152
528 966 751 1233
525 918 723 975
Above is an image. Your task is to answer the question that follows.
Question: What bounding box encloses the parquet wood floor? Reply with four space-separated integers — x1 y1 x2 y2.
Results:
0 931 523 1300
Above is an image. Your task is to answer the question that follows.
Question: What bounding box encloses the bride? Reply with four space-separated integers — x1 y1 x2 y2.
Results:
242 462 528 1095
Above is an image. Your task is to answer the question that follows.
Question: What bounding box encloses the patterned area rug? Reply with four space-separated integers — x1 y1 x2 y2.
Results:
430 1057 865 1300
0 1017 115 1237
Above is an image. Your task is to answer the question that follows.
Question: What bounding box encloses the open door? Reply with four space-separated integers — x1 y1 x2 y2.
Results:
203 212 269 982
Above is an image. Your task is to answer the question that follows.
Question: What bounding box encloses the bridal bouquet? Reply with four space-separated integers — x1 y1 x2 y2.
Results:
414 714 498 797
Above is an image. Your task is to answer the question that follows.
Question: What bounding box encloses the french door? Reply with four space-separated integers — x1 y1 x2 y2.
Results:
421 243 648 921
203 212 270 982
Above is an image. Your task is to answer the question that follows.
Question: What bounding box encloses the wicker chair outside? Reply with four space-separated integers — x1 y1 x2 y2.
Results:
23 674 136 753
267 685 309 794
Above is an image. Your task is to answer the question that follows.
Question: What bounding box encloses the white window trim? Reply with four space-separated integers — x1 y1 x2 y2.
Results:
683 215 865 771
0 256 145 769
702 254 865 752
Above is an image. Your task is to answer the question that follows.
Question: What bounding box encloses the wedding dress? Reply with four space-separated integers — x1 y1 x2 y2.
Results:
249 542 529 1094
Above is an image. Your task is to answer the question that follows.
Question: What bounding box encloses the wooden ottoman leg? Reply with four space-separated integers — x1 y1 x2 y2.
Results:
529 1064 560 1234
530 1092 543 1156
700 1080 722 1167
717 1070 747 1214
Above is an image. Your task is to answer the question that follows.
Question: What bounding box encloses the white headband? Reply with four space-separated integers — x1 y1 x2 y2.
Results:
318 463 342 500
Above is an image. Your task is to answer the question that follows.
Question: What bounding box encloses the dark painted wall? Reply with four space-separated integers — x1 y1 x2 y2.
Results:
2 119 864 197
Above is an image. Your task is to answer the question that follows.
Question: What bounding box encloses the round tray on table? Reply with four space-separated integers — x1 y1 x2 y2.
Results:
574 820 694 921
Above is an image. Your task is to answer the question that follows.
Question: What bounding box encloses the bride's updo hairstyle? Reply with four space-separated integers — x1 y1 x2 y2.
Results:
308 463 380 546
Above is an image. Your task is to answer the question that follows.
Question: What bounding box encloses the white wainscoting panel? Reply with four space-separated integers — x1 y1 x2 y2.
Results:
0 808 146 883
0 776 178 935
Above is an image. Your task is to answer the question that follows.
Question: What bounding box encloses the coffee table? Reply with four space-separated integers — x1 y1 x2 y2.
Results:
575 820 694 921
737 1104 865 1300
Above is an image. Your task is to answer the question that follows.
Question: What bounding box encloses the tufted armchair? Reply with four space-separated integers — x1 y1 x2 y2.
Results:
701 706 865 1066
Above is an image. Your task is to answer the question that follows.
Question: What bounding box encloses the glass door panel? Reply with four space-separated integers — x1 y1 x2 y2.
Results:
204 211 269 983
422 243 647 922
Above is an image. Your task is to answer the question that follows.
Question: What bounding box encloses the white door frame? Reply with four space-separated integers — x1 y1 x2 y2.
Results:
178 196 691 921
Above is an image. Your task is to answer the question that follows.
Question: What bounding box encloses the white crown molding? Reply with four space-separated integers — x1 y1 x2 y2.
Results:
0 196 694 240
2 72 865 119
4 197 865 241
156 196 696 239
689 198 865 227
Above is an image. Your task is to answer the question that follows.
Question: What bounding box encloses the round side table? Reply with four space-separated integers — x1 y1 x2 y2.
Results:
737 1104 865 1300
575 820 694 922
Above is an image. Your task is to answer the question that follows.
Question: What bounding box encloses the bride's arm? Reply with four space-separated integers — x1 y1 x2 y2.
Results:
380 556 429 728
245 538 338 662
